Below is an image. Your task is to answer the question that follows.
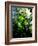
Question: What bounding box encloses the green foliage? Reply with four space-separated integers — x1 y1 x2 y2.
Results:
12 7 32 33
